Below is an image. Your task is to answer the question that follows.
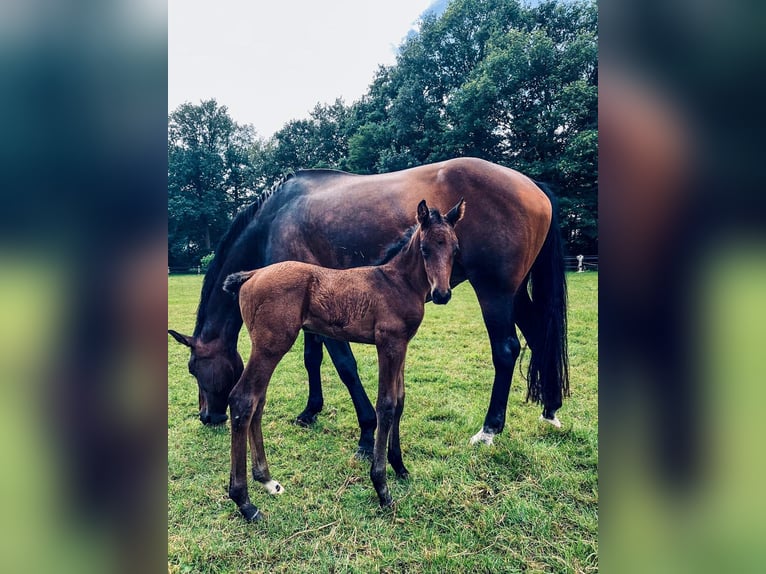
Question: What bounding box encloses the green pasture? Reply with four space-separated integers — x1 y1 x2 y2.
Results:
168 272 598 573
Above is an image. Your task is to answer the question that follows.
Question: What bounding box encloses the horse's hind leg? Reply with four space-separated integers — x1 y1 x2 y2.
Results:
296 332 324 426
469 284 521 446
230 337 295 521
249 393 284 496
514 284 562 427
228 360 264 522
323 338 377 460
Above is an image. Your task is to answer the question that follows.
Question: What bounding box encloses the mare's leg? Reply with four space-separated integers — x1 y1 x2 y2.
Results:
387 366 409 479
469 282 521 446
296 332 324 426
514 285 562 427
322 338 377 459
370 338 407 507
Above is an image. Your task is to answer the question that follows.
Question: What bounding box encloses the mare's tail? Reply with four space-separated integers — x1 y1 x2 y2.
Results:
222 270 257 297
524 182 570 412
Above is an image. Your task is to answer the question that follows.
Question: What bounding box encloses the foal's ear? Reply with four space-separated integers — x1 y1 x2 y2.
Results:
168 329 195 348
446 197 465 226
416 199 430 227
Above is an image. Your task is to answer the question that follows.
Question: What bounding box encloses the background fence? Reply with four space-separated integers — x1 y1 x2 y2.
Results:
565 255 598 272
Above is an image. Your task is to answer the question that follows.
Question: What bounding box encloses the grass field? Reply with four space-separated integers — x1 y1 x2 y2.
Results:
168 272 598 573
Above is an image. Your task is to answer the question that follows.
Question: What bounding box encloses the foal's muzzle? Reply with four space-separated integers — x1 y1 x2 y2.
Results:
432 288 452 305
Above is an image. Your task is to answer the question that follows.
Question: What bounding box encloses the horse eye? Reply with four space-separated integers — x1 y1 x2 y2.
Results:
421 246 431 258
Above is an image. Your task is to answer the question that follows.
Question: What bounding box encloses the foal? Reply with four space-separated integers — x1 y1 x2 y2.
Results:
222 199 464 521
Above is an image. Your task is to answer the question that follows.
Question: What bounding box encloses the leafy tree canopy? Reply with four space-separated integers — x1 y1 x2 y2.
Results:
169 0 597 265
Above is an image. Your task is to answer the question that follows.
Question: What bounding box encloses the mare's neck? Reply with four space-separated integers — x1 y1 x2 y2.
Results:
194 277 244 348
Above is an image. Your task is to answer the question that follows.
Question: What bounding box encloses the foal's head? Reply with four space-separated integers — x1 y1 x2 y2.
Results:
416 198 465 304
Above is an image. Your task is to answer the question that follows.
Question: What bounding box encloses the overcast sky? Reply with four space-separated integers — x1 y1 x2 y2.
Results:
169 0 439 138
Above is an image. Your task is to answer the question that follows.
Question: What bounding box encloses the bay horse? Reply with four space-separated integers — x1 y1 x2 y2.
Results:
222 199 464 520
168 157 569 456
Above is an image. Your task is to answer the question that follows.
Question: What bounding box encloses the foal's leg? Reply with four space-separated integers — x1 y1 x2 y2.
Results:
244 320 302 503
249 393 284 495
228 360 265 522
322 338 377 459
386 365 409 479
230 329 297 521
296 332 324 426
469 283 521 446
370 338 407 507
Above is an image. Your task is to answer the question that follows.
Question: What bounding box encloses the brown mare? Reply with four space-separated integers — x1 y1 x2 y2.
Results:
168 157 569 458
221 200 464 520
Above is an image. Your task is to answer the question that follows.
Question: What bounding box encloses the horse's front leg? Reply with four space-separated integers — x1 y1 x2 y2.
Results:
295 332 324 426
371 338 407 507
323 338 377 459
387 365 409 479
468 287 521 446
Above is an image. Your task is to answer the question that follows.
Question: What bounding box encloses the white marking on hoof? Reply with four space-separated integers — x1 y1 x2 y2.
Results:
260 480 284 495
469 429 495 446
540 414 562 428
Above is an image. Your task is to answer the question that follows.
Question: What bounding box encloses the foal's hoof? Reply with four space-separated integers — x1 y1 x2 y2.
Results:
295 412 318 427
239 503 262 522
539 414 562 428
259 479 285 495
396 470 410 481
379 493 394 508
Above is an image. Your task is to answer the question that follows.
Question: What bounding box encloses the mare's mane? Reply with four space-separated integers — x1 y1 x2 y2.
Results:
194 173 294 336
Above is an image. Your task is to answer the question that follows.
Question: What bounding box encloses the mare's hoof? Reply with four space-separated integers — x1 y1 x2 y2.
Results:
396 470 410 481
295 412 318 427
355 447 374 461
469 429 495 446
239 503 262 522
539 414 562 428
379 494 394 508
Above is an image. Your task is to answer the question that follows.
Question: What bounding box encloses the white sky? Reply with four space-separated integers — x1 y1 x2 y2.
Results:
169 0 436 138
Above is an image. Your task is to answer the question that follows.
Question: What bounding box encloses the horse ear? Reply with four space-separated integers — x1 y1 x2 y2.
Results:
168 329 195 348
417 199 430 227
446 197 465 226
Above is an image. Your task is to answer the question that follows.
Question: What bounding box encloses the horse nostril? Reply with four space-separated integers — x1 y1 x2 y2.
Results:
433 289 452 304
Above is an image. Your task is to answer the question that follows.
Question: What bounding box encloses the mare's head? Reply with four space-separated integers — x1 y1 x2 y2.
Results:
168 330 243 425
416 198 465 304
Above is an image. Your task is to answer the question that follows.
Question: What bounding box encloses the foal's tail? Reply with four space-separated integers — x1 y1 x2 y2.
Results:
524 182 570 412
222 270 257 297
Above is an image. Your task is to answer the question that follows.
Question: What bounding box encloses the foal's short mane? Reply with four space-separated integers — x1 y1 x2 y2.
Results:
374 225 417 265
374 207 448 266
194 173 294 336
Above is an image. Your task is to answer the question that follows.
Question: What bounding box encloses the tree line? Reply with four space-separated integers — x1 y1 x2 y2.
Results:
169 0 597 268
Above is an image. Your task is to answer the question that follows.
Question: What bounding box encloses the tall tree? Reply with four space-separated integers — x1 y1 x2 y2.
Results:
168 100 259 267
174 1 598 256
